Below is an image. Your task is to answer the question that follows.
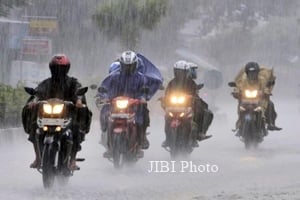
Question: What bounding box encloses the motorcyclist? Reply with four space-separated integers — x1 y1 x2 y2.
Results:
231 61 282 133
22 54 92 170
161 60 213 148
97 50 151 158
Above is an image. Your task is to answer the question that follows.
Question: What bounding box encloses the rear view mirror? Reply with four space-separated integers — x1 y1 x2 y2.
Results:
76 87 88 96
228 82 237 87
98 86 107 93
90 84 98 90
24 87 36 95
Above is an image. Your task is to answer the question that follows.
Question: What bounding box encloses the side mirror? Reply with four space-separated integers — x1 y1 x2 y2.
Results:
90 84 98 90
76 87 88 96
197 83 204 90
24 87 36 95
98 86 107 93
228 82 237 87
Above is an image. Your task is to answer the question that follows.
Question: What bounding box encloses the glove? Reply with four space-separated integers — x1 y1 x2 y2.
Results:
76 99 86 108
27 102 37 109
139 97 147 104
231 92 240 99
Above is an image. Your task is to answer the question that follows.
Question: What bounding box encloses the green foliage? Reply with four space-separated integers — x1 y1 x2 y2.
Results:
0 83 27 128
93 0 168 49
0 0 27 16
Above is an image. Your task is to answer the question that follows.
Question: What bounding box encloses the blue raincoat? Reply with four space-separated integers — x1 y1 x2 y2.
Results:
107 53 163 100
98 69 147 125
98 53 163 126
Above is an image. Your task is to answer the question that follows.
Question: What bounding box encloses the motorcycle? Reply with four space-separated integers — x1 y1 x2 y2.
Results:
99 95 145 169
229 82 267 149
24 87 88 188
161 92 196 159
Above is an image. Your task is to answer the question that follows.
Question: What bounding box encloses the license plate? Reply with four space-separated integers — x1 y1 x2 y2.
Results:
40 118 64 126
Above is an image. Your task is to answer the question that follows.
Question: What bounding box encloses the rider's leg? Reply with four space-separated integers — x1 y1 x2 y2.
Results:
265 100 282 131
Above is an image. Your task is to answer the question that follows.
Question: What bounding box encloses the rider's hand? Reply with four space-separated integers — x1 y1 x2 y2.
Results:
263 88 272 96
100 98 109 103
231 92 240 99
76 99 86 108
140 97 147 104
27 102 37 109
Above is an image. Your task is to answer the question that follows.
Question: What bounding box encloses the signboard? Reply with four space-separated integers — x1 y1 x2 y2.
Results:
21 38 52 56
26 17 58 36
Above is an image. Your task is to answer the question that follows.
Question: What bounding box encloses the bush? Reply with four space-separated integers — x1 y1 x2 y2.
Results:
0 83 28 128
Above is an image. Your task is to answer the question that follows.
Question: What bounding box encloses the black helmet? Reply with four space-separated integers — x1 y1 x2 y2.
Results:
119 50 138 75
49 54 70 79
245 62 259 81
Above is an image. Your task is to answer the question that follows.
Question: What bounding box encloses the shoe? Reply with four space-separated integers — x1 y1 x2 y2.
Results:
30 158 41 169
197 133 212 141
136 150 144 158
103 150 112 158
68 159 80 170
161 140 169 148
141 137 149 149
267 124 282 131
192 140 199 147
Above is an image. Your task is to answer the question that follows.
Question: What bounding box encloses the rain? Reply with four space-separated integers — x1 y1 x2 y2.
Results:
0 0 300 199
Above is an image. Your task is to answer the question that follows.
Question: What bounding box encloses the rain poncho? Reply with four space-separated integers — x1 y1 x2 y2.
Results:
98 68 148 125
234 66 276 110
98 70 147 100
98 53 163 125
107 53 163 100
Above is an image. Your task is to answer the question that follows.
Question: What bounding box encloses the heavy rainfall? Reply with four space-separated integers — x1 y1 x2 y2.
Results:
0 0 300 199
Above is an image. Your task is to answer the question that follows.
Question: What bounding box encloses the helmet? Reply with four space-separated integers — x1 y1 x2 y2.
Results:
187 62 198 79
120 51 138 75
49 54 70 79
245 62 259 81
173 60 190 79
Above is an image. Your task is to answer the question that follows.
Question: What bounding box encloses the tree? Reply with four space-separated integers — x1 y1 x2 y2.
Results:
93 0 168 50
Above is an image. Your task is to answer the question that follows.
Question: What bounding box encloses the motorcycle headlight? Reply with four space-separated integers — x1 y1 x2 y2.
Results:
43 104 64 114
53 104 64 114
116 99 129 109
43 104 52 114
170 95 186 104
245 90 258 98
179 112 185 117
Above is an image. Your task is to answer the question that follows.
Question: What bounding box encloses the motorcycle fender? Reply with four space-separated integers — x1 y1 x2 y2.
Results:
44 135 54 144
171 119 180 128
244 114 252 121
113 127 125 133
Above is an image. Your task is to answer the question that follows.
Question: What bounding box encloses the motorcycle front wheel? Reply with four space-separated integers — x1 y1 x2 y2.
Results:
42 144 56 189
112 134 125 169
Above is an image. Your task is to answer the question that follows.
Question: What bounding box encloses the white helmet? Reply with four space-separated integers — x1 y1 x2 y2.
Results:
120 50 138 65
187 62 198 79
173 60 190 79
119 51 138 74
174 60 190 70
